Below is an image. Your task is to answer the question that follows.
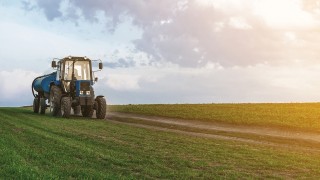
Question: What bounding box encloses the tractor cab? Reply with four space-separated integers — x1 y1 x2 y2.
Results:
62 59 92 81
52 56 102 94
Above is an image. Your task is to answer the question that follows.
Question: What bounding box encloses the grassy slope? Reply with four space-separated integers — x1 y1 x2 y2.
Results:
1 108 320 178
109 103 320 131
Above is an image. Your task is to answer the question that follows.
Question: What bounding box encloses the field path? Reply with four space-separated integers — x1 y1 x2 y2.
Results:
107 112 320 149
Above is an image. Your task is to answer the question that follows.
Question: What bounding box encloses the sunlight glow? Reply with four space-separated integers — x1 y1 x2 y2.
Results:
252 0 316 28
197 0 317 28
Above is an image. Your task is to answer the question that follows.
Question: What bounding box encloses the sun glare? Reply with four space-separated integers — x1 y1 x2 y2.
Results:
252 0 316 28
197 0 317 28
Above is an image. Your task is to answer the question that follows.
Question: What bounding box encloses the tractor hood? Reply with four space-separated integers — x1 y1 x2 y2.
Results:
75 80 93 97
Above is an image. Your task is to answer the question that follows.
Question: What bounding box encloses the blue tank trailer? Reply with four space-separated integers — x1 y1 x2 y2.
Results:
31 56 107 119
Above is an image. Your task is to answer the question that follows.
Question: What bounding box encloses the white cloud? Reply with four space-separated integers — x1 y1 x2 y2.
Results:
252 0 317 28
0 70 38 97
228 16 252 29
0 69 40 106
106 74 141 91
96 62 320 104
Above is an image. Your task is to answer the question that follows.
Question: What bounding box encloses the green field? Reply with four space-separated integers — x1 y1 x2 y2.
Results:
109 103 320 131
1 107 320 178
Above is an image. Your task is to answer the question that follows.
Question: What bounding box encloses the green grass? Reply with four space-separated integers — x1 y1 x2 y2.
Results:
109 103 320 131
1 107 320 178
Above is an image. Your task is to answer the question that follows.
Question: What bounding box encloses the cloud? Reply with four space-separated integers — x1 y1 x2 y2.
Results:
95 63 320 104
0 69 40 106
31 0 320 68
104 58 136 68
105 74 140 91
27 0 63 20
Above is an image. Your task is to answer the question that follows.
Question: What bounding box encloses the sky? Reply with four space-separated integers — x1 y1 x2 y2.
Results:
1 0 320 106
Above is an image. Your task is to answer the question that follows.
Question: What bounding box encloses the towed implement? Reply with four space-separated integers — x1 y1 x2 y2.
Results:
32 56 106 119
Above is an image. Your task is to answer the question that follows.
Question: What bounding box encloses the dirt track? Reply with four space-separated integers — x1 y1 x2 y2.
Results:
106 112 320 151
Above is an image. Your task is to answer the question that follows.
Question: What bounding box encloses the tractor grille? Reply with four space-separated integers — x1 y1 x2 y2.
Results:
80 82 90 91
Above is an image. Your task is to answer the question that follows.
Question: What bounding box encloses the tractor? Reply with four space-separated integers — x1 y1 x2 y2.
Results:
31 56 107 119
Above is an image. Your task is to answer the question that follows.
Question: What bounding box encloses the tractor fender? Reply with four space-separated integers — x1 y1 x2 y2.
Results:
49 81 61 90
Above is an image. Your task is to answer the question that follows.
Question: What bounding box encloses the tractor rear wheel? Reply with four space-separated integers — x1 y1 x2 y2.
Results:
81 105 94 118
49 85 62 116
95 96 106 119
40 98 46 114
33 97 39 113
61 97 71 118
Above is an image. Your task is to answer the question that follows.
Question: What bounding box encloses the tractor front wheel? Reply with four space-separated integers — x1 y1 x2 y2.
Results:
95 96 106 119
61 97 71 118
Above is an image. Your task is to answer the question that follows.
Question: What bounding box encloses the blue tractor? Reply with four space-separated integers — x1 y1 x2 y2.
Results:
32 56 107 119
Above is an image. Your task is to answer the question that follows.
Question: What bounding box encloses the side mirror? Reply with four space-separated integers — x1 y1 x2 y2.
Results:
51 61 57 68
99 62 103 70
95 77 98 82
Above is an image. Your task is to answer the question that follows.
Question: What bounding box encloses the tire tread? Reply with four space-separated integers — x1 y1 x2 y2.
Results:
96 97 107 119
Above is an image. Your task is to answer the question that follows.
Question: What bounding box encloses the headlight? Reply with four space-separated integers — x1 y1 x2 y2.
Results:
86 91 90 95
80 90 84 95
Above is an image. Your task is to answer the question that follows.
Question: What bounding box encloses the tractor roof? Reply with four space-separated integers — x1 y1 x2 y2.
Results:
60 56 91 62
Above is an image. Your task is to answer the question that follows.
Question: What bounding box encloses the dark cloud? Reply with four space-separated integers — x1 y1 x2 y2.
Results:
33 0 320 67
104 58 136 68
32 0 63 20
